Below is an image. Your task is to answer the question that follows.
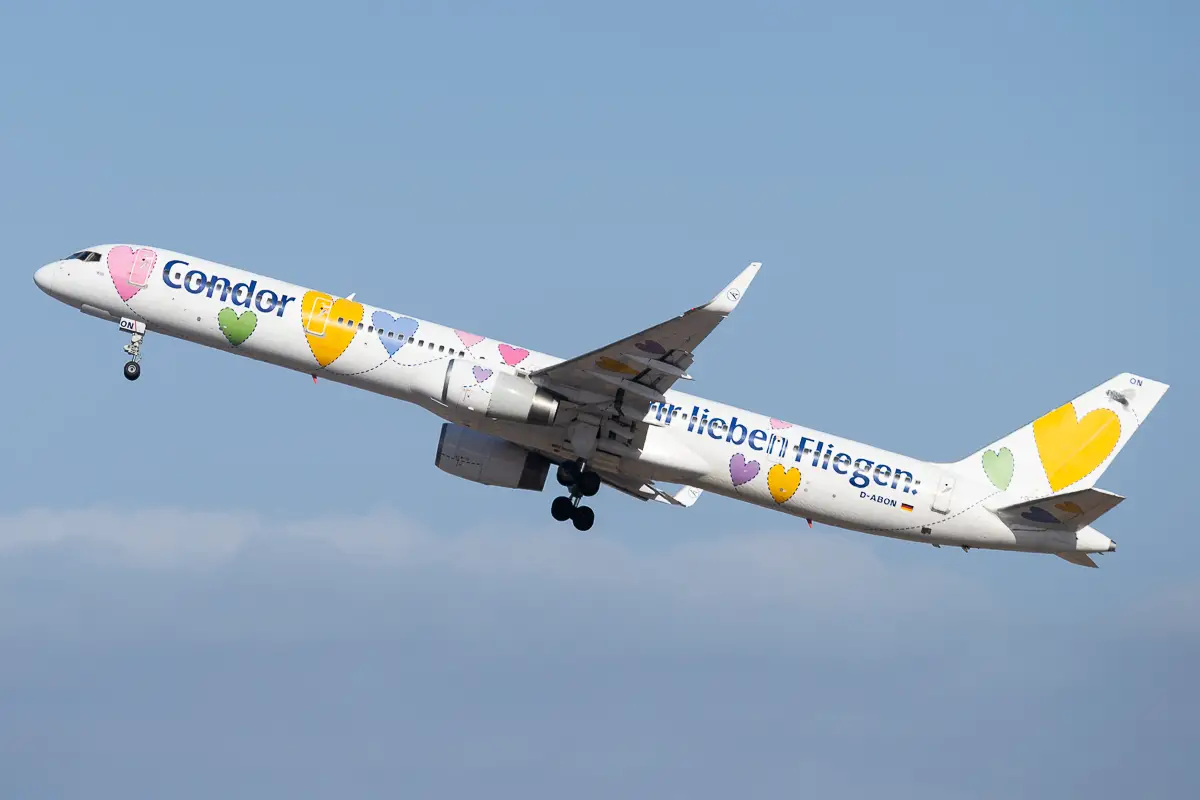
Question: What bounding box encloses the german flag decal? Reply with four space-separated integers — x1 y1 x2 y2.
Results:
901 503 914 512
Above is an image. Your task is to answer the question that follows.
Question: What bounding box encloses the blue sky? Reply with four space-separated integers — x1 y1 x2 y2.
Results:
1 1 1196 797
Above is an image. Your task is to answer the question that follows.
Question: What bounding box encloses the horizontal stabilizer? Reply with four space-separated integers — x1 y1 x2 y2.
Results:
997 487 1124 531
1056 552 1099 568
659 485 703 508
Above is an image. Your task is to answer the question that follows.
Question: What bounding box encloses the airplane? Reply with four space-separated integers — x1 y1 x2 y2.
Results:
33 245 1167 567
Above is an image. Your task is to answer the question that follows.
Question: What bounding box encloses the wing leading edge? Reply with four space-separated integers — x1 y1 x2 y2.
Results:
531 262 761 408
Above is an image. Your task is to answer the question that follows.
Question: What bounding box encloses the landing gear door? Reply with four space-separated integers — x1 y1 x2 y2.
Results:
931 474 955 514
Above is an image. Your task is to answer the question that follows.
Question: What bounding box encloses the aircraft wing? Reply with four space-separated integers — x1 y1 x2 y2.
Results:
530 262 761 411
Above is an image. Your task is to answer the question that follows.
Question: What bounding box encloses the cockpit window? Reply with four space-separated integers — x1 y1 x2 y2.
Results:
66 251 102 262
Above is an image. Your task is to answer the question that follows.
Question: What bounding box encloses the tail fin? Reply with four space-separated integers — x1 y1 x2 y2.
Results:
955 373 1168 500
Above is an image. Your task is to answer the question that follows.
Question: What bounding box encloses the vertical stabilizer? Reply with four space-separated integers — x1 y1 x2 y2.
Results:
954 373 1168 501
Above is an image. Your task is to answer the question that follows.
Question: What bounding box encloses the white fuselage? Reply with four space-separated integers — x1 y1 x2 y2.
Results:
33 245 1113 556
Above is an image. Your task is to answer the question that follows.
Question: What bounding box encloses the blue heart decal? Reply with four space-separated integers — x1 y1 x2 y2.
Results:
1021 505 1059 524
371 311 419 357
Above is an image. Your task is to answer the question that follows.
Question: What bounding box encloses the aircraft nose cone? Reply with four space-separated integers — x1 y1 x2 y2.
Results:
33 263 56 294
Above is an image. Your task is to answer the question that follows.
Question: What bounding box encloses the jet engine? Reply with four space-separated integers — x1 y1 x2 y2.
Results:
439 359 560 426
434 423 550 491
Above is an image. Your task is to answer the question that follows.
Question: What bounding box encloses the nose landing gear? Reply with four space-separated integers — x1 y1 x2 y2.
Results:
552 459 600 531
120 317 146 381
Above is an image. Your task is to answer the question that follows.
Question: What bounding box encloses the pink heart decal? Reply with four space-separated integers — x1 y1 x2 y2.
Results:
472 366 493 384
108 246 157 302
498 344 529 366
769 418 793 430
456 330 485 349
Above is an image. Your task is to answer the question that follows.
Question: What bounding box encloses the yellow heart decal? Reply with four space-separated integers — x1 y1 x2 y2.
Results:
767 464 801 504
300 291 364 368
595 356 640 376
1032 403 1121 492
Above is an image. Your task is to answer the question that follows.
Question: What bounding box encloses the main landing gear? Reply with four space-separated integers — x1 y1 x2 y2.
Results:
552 459 601 531
121 317 146 381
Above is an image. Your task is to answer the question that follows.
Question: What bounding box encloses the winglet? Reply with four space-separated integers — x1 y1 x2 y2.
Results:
704 262 761 315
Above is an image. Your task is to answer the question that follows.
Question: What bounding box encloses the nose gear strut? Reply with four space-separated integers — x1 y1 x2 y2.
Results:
120 317 147 381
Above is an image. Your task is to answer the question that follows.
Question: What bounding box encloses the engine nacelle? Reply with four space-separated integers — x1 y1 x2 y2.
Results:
440 359 559 426
434 423 550 491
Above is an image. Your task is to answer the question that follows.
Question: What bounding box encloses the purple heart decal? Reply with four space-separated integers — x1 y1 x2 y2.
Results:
634 339 667 355
1021 505 1059 524
372 311 420 357
472 366 493 384
729 453 761 487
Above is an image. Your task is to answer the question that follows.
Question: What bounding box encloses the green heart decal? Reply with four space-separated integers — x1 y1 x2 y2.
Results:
218 307 257 347
981 447 1014 491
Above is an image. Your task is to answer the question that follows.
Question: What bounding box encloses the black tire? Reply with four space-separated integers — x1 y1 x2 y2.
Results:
571 505 595 531
578 471 601 497
551 496 574 522
556 464 575 487
123 361 141 381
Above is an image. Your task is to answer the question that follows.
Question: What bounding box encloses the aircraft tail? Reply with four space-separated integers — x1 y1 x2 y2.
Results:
954 373 1168 500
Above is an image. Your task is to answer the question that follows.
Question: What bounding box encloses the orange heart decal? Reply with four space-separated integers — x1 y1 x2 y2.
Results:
767 464 801 504
1032 403 1121 492
300 291 364 368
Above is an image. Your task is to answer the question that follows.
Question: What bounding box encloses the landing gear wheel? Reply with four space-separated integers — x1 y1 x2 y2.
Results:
577 471 601 497
556 464 576 487
551 496 574 522
123 361 141 381
557 461 581 487
571 505 595 531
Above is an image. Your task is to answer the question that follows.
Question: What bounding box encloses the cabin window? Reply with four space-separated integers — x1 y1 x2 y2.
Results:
408 337 415 344
438 345 445 353
368 326 374 333
387 332 394 338
418 340 424 346
337 317 344 324
428 342 435 350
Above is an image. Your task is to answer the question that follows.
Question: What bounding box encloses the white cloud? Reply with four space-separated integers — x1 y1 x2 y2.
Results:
0 506 1195 799
0 506 982 617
